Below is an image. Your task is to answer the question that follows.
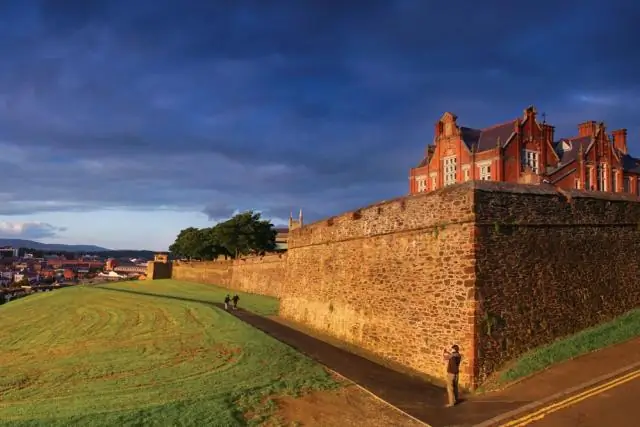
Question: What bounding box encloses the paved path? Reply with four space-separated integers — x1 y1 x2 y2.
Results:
495 368 640 427
227 306 524 427
227 306 640 427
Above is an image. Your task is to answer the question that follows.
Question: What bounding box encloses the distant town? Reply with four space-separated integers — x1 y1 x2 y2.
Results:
0 246 152 303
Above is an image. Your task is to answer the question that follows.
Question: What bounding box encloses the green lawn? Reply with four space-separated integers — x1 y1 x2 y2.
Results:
499 308 640 384
0 282 335 426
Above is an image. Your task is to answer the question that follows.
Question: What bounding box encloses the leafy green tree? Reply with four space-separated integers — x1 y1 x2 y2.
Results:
168 211 277 260
169 227 206 260
215 211 276 258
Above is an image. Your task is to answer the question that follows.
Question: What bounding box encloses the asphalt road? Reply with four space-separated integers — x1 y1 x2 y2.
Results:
503 369 640 427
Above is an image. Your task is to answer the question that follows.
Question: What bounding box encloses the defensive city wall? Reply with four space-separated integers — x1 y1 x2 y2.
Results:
169 181 640 388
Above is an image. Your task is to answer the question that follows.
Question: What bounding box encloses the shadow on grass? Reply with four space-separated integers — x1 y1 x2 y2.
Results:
93 285 230 311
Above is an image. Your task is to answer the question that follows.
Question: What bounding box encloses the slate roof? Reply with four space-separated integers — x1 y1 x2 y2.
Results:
621 153 640 173
415 120 516 168
460 120 517 152
555 136 591 168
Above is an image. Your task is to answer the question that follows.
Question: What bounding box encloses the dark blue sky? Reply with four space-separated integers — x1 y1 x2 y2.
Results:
0 0 639 249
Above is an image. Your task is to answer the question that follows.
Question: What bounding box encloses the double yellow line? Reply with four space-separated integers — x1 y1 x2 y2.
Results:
500 368 640 426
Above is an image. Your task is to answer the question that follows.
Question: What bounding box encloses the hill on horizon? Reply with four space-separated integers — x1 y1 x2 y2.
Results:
0 238 110 252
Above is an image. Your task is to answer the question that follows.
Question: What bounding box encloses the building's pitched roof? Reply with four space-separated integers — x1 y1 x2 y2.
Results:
621 153 640 173
555 136 591 166
460 120 517 152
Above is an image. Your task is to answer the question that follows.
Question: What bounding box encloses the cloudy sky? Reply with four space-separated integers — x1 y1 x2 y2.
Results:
0 0 639 250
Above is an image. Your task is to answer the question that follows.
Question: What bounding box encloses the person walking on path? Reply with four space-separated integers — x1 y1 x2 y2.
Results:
443 344 462 407
232 294 240 310
224 294 231 310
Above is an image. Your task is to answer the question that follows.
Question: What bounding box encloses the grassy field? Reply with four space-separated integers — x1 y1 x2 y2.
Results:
498 308 640 384
0 281 336 426
99 279 280 316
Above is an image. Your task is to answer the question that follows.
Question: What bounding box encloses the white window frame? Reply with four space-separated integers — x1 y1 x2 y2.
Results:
574 178 580 189
477 161 491 181
463 166 470 182
415 175 427 192
522 150 540 174
443 156 457 186
612 170 619 192
597 163 607 191
430 173 437 191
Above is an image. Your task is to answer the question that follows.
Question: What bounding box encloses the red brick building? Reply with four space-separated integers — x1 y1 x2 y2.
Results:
409 106 640 195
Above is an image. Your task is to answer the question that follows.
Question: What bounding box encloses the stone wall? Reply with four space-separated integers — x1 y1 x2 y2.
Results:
281 184 478 387
146 261 172 280
473 182 640 383
171 255 286 297
172 260 233 285
231 254 286 297
166 181 640 389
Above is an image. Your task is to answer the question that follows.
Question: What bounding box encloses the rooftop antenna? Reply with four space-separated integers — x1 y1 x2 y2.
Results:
541 112 547 125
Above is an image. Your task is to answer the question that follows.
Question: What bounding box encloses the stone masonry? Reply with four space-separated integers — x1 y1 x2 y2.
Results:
282 184 478 388
473 182 640 383
169 181 640 389
172 254 285 297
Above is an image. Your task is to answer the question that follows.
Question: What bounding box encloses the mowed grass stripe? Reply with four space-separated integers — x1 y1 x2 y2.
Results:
0 283 336 427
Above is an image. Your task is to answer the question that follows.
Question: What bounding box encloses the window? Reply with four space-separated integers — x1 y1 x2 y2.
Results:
463 168 470 181
623 177 630 193
612 171 618 192
443 157 457 186
430 175 437 190
522 150 539 174
416 176 427 192
479 164 491 180
597 164 607 191
574 178 580 189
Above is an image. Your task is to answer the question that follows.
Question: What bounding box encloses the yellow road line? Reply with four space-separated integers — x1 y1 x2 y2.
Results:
500 369 640 427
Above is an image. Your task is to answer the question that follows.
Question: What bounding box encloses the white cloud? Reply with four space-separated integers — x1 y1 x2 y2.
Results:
0 221 67 239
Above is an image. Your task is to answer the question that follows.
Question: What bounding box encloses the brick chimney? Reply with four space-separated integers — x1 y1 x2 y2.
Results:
577 121 597 137
612 129 628 154
542 124 555 143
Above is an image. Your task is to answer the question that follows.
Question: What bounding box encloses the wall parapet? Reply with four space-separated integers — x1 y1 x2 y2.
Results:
288 183 475 249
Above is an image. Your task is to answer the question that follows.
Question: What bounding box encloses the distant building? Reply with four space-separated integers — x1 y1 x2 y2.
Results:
0 247 19 259
409 106 640 195
273 210 304 251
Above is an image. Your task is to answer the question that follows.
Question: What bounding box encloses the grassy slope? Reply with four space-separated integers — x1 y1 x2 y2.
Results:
499 308 640 384
100 279 279 316
0 282 335 426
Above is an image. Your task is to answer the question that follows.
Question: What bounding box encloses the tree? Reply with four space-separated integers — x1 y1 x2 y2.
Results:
215 211 276 258
168 211 277 260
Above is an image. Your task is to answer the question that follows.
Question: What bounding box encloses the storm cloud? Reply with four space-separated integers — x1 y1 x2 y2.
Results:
1 0 639 231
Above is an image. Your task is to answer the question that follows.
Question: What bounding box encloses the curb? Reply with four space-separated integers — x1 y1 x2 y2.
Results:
475 360 640 427
322 366 432 427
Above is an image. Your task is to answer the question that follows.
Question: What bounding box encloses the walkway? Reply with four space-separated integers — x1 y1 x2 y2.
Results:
227 306 518 427
227 306 640 427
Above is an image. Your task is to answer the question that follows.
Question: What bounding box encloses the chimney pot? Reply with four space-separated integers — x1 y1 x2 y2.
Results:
577 121 597 137
612 128 628 154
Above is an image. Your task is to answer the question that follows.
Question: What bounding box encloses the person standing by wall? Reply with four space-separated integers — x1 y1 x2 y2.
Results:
443 344 462 407
224 294 231 310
